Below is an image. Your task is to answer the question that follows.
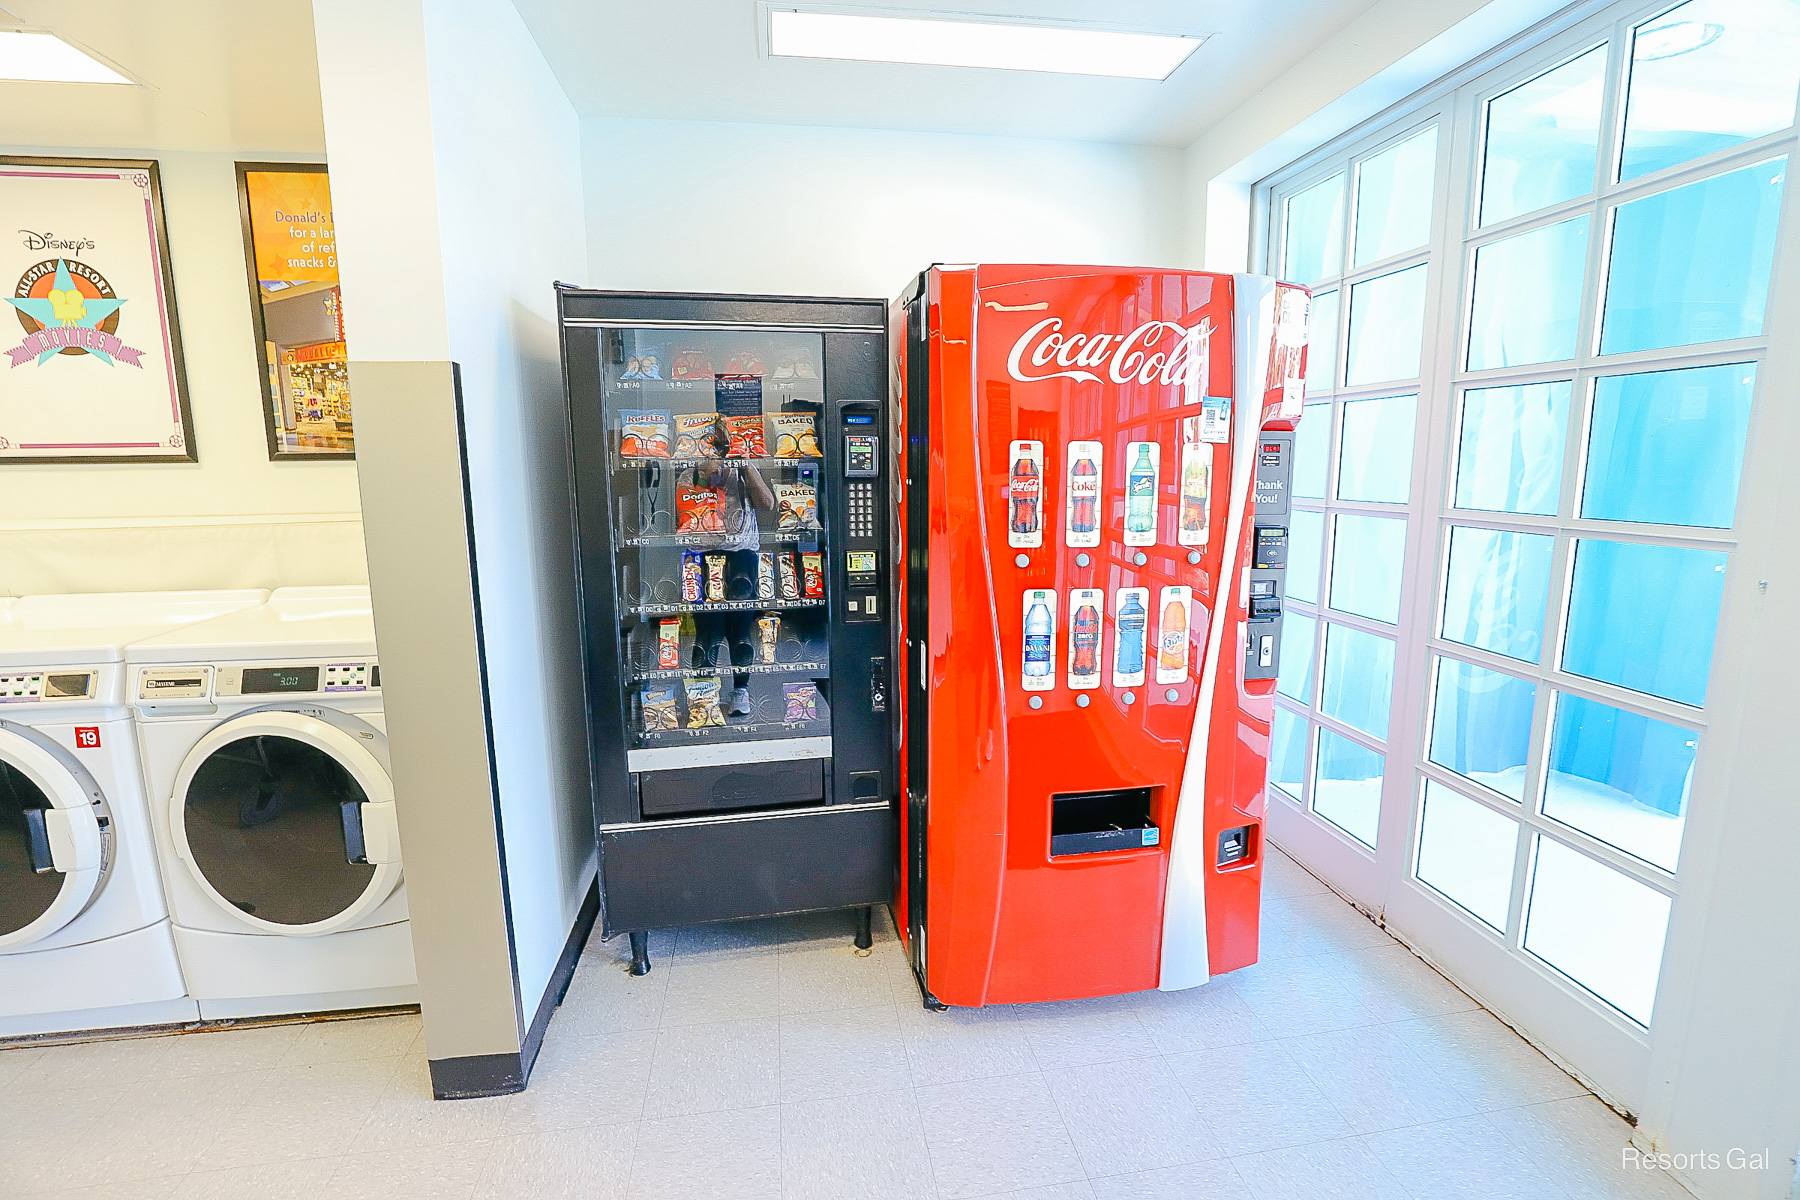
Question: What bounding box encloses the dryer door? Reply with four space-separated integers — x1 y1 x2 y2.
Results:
0 725 109 950
171 709 400 937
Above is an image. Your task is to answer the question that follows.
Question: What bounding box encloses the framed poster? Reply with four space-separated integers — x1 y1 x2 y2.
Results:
235 162 354 460
0 156 196 464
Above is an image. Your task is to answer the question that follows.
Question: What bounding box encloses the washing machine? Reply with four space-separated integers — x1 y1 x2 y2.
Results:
0 589 269 1037
129 585 417 1018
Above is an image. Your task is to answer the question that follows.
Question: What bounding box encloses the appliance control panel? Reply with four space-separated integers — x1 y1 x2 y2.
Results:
0 670 96 703
216 660 381 698
139 661 380 701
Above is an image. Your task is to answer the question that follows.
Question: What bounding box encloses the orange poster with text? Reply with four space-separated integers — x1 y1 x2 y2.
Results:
245 170 337 286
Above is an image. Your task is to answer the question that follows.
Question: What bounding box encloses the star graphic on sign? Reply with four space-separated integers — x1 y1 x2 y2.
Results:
6 259 126 364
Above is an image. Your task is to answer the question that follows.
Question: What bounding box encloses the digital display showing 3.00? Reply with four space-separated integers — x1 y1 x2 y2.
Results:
242 666 320 694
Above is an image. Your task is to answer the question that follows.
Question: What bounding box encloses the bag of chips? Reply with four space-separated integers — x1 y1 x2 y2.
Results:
675 481 726 534
776 483 817 530
783 682 820 722
684 678 726 727
670 350 713 380
673 412 722 458
641 683 679 731
770 413 821 458
619 409 670 458
723 415 767 459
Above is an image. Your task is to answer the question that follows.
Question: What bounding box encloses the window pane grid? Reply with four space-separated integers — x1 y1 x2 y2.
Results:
1262 0 1795 1036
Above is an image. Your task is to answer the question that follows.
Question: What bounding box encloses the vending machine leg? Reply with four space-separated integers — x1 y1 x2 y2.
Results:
854 907 874 955
628 931 652 977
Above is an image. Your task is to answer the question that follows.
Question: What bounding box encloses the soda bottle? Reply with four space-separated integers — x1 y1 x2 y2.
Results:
1023 599 1053 677
1117 593 1147 677
1069 453 1098 537
1125 445 1156 536
1179 451 1209 541
1010 453 1041 536
1159 600 1188 671
1070 603 1100 676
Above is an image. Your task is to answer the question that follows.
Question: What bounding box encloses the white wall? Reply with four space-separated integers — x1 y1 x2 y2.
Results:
423 0 595 1032
582 117 1184 299
0 147 366 595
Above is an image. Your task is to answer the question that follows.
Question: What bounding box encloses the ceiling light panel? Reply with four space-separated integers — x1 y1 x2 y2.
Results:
767 9 1204 81
0 30 130 84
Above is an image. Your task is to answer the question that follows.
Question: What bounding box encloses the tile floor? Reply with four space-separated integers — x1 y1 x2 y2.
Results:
2 849 1694 1199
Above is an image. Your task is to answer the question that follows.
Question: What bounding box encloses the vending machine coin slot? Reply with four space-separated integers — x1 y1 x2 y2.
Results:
1217 824 1256 868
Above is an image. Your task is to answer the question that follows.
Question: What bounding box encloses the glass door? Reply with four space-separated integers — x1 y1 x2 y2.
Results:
602 329 834 756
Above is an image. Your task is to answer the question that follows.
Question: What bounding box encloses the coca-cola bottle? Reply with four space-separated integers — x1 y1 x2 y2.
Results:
1070 603 1100 677
1179 451 1208 541
1010 453 1041 536
1069 453 1098 537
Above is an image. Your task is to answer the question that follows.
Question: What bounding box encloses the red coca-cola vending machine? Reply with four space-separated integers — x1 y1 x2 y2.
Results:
892 265 1309 1006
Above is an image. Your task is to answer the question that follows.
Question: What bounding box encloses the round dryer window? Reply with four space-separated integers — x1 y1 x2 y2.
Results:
174 710 400 934
0 726 108 949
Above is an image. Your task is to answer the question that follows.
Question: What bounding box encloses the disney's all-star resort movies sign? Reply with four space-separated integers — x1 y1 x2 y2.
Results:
6 257 145 368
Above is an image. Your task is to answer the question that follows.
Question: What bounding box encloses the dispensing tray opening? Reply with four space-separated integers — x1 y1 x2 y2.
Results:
1050 786 1159 857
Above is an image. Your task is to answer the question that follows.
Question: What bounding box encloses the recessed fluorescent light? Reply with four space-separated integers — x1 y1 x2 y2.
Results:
0 30 131 84
767 9 1204 81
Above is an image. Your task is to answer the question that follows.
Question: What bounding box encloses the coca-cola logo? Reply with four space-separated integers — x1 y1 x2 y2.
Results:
1006 316 1214 387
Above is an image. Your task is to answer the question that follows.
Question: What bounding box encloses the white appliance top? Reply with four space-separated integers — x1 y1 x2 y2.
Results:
126 587 376 664
0 590 269 667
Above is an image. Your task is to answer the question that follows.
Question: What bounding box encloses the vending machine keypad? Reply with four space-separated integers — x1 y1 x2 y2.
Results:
847 481 876 538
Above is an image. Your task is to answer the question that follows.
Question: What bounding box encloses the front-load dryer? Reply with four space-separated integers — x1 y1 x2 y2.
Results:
0 590 268 1037
128 586 417 1018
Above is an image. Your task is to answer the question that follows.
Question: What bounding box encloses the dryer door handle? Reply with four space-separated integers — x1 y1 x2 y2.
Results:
23 807 53 873
341 799 401 867
340 800 368 864
41 805 102 873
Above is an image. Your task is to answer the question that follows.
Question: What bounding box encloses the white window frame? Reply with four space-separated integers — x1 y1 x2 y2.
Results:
1252 0 1800 1116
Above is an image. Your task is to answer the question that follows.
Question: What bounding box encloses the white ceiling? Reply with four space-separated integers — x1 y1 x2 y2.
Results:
0 0 1383 155
512 0 1383 147
0 0 324 153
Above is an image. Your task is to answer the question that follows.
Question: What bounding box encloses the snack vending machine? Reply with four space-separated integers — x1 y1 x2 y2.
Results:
893 266 1308 1006
559 288 895 974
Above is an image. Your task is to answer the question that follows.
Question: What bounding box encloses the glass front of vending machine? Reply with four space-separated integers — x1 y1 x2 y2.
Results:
558 288 896 975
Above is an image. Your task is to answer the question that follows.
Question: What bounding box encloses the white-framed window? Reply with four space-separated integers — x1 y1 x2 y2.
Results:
1260 0 1797 1032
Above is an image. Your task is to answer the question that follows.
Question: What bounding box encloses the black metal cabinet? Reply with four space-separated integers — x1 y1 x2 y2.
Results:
557 287 896 972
